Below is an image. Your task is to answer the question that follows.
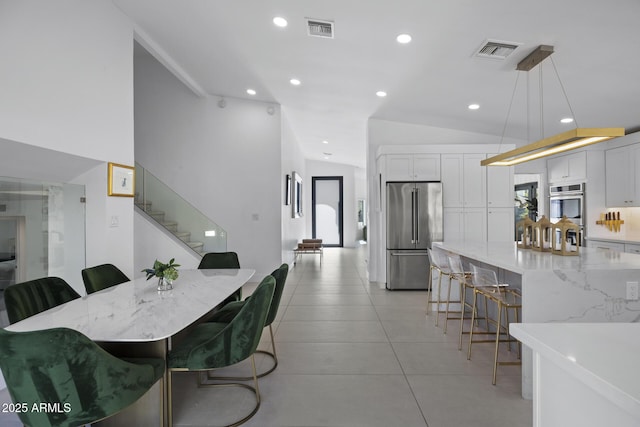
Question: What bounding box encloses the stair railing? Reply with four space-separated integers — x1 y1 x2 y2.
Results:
135 163 226 255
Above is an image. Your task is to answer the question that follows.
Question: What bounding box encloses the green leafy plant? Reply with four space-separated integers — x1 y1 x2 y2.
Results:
142 258 180 281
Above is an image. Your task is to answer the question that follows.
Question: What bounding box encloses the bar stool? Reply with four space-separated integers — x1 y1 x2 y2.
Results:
447 254 483 350
467 263 522 385
426 247 454 327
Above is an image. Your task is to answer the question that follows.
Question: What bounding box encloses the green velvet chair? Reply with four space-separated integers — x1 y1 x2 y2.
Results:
0 327 164 427
198 251 242 304
167 274 275 427
81 263 130 295
4 277 81 325
208 263 289 378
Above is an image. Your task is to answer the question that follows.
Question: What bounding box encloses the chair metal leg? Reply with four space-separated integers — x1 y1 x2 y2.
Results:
167 370 173 427
492 302 503 385
196 355 262 427
443 274 453 334
434 272 443 326
467 290 478 360
426 266 434 315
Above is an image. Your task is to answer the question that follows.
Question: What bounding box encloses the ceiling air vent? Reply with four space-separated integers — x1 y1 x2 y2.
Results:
474 40 520 60
306 18 334 38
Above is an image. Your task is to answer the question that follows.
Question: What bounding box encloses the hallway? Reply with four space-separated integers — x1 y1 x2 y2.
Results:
175 246 532 427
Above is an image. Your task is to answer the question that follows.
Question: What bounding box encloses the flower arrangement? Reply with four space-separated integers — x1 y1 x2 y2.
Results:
142 258 180 281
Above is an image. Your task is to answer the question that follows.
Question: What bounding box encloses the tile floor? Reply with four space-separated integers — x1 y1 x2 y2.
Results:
0 246 533 426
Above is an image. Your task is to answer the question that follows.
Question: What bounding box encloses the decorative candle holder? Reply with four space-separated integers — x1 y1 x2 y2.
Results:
516 217 534 249
532 215 553 252
552 216 580 256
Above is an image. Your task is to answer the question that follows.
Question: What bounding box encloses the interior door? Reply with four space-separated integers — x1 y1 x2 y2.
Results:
312 177 343 247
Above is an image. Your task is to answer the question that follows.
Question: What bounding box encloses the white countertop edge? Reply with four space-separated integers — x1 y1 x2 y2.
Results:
511 323 640 419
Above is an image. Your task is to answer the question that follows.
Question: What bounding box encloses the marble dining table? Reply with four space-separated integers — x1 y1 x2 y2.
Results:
5 268 255 426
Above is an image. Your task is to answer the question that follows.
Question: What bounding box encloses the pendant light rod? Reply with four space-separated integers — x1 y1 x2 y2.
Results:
516 45 554 71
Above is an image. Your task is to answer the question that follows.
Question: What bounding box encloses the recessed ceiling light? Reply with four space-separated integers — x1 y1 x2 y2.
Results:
246 89 256 95
290 78 301 86
468 103 480 110
273 17 288 27
376 91 387 97
560 117 574 124
322 140 329 144
396 34 412 44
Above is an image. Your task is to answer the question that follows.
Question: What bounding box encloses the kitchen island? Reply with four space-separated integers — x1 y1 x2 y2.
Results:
434 241 640 398
511 323 640 427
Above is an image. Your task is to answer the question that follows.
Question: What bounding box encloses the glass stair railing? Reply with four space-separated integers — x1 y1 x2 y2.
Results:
135 163 226 255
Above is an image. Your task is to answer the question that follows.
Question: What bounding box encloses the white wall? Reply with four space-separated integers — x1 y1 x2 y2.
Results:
134 52 284 279
305 160 364 248
281 109 308 264
0 0 136 391
0 1 136 276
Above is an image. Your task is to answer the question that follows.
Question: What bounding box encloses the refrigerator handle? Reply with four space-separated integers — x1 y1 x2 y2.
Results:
414 187 419 244
410 188 415 243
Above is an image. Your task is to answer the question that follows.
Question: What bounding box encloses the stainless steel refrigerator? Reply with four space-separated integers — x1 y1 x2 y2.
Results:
386 182 443 290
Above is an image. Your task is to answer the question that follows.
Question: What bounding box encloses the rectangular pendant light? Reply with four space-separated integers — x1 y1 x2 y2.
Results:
481 128 625 166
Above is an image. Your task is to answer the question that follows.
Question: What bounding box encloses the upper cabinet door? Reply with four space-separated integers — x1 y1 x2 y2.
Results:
487 155 514 207
386 155 414 181
462 154 486 207
412 154 441 181
605 144 640 207
547 152 586 184
441 154 463 207
385 154 441 181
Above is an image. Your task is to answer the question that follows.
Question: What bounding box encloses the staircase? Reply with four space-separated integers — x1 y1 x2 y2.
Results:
135 199 205 255
134 163 226 255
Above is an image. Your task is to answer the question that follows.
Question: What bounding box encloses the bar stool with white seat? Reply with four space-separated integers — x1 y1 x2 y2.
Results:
427 247 458 330
467 263 522 385
446 254 482 350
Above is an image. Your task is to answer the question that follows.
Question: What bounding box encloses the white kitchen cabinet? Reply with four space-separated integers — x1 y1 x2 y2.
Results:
625 243 640 255
547 151 587 183
444 207 487 242
487 158 514 207
385 154 440 181
441 154 486 208
605 144 640 207
586 240 625 252
443 208 464 242
488 208 514 242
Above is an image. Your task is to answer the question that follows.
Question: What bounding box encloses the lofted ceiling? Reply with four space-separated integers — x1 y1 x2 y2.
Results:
113 0 640 169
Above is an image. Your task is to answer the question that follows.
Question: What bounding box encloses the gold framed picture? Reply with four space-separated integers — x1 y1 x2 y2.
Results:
108 162 135 197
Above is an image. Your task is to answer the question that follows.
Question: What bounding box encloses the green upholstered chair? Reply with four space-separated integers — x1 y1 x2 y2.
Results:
208 263 289 378
0 327 164 427
198 251 242 304
81 263 130 295
167 274 275 427
4 277 81 325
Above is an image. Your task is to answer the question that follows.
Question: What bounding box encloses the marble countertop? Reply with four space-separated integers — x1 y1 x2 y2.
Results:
6 269 255 342
435 241 640 274
511 323 640 418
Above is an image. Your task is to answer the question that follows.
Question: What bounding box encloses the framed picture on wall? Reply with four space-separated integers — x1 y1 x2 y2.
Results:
108 162 135 197
285 174 291 205
292 171 303 218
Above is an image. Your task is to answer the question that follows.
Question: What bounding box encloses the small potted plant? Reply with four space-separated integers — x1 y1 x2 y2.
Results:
142 258 180 291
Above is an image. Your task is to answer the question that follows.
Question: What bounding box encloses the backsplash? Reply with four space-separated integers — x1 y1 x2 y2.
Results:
588 207 640 242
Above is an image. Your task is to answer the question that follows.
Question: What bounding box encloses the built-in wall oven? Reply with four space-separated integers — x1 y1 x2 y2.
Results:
549 183 585 247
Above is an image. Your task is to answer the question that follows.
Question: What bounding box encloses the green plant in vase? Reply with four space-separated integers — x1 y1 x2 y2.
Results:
142 258 180 290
